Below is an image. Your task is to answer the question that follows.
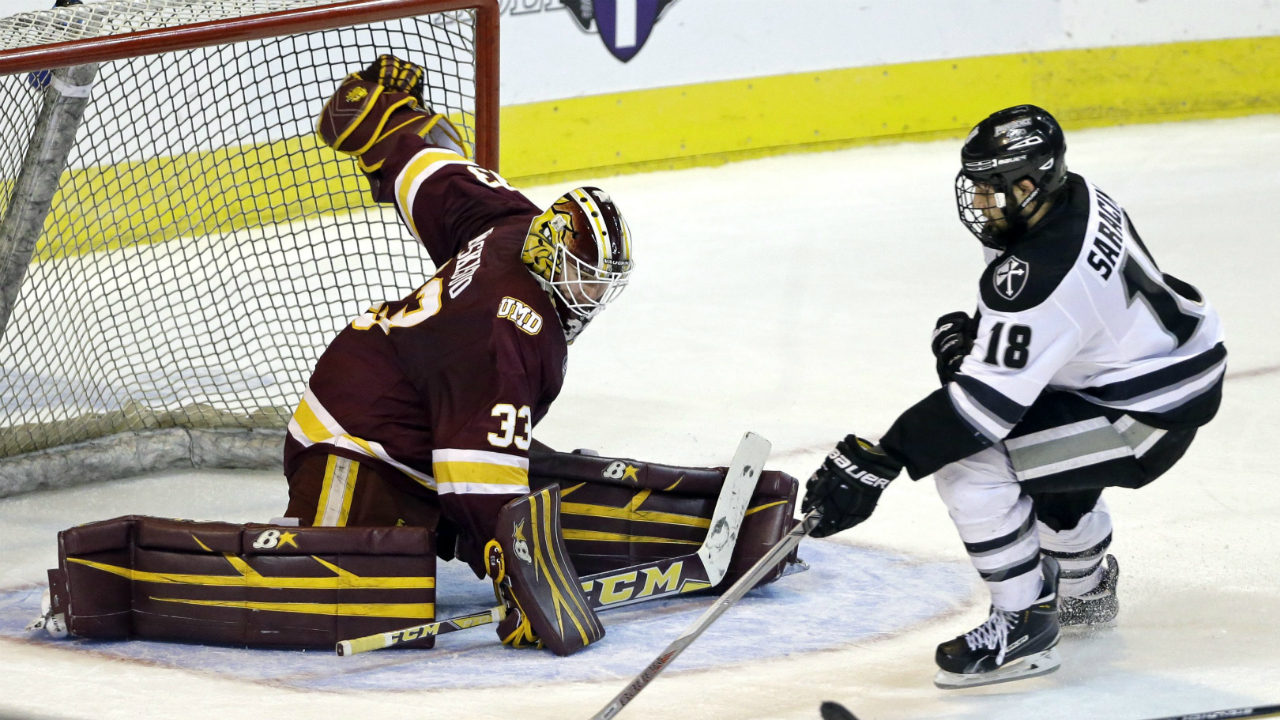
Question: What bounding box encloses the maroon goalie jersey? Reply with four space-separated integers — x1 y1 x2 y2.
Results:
285 135 566 544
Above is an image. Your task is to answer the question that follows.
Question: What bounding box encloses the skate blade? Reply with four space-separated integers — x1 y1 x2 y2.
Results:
933 648 1061 690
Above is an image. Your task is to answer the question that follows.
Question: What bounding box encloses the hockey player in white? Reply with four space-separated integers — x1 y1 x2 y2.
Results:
802 105 1225 688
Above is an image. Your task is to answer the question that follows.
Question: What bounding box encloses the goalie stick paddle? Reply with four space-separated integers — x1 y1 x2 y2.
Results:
337 432 770 657
589 509 822 720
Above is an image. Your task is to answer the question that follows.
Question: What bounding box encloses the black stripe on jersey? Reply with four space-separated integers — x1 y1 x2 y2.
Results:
963 512 1037 556
880 388 993 480
954 374 1029 425
1079 342 1226 404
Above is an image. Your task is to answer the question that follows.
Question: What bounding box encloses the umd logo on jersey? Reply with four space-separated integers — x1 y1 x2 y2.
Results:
994 257 1030 300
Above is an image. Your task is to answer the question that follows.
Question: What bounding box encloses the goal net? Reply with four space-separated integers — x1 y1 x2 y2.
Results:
0 0 498 495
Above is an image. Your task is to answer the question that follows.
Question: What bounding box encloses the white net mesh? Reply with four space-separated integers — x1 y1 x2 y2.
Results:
0 2 480 459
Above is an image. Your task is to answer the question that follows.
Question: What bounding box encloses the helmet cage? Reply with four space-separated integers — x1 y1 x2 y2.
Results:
955 168 1048 250
544 239 632 322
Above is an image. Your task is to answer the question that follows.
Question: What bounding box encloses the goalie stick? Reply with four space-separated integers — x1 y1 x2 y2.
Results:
336 432 771 657
589 509 822 720
336 606 505 656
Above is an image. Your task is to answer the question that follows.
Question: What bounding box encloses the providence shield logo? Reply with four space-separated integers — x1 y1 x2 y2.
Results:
562 0 679 62
994 256 1030 300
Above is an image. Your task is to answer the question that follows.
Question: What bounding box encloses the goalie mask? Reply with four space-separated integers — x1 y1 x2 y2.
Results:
523 187 634 343
955 104 1068 250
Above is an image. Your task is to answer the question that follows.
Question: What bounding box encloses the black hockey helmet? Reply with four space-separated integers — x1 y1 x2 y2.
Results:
955 105 1068 249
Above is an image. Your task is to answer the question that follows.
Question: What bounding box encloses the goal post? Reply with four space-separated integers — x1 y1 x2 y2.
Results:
0 0 499 497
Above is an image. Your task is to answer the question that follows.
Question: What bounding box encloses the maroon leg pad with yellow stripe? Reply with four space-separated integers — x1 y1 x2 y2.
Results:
494 487 605 656
528 450 800 588
50 516 436 649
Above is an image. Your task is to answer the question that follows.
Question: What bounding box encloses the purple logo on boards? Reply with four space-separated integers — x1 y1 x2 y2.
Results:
561 0 679 63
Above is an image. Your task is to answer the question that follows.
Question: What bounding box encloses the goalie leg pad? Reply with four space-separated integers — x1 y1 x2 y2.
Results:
46 516 436 649
493 486 605 656
528 450 800 588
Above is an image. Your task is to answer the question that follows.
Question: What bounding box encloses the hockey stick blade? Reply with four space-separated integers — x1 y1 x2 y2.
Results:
1141 705 1280 720
336 605 505 656
589 509 822 720
819 701 860 720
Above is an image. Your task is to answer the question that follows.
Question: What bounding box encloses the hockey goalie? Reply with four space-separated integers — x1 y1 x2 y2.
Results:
29 56 800 656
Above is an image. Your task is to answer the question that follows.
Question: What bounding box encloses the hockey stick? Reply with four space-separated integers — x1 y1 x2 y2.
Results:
816 701 1280 720
336 432 770 657
335 605 505 656
1142 705 1280 720
588 509 822 720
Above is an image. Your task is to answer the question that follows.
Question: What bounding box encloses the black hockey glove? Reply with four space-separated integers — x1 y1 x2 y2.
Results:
802 435 903 538
931 311 977 385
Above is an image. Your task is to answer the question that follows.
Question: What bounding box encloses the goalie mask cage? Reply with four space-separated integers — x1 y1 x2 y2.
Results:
0 0 499 496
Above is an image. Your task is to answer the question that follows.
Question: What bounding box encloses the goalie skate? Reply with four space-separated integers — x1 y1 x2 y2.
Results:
934 556 1062 689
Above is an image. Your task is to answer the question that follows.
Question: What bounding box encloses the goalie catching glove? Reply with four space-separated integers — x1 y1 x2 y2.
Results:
802 435 903 538
317 54 464 174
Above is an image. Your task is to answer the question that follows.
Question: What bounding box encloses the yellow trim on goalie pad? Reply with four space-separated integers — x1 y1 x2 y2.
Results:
561 488 712 529
561 529 701 546
67 556 435 590
151 597 434 619
529 490 593 646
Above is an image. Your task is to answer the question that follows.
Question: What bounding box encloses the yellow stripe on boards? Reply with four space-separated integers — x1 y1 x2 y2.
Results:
29 38 1279 259
500 35 1280 185
151 597 434 619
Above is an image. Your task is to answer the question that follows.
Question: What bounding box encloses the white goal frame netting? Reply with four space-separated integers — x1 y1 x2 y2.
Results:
0 0 498 496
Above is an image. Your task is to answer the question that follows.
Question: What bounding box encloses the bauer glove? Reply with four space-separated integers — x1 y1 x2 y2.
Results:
802 435 903 538
931 311 977 385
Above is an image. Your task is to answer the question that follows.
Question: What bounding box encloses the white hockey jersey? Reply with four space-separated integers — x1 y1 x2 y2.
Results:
881 173 1225 479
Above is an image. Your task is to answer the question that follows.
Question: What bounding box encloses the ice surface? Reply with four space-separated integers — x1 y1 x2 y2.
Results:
2 115 1279 719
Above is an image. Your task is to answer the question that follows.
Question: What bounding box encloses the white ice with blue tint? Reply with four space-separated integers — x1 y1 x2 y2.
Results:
0 540 969 691
2 116 1280 720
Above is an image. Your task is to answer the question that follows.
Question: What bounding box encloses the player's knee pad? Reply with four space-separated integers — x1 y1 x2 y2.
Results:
43 516 436 649
528 449 800 588
488 486 605 656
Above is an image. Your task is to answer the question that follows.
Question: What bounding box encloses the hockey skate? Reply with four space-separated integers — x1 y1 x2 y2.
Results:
1059 555 1119 627
934 556 1061 689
